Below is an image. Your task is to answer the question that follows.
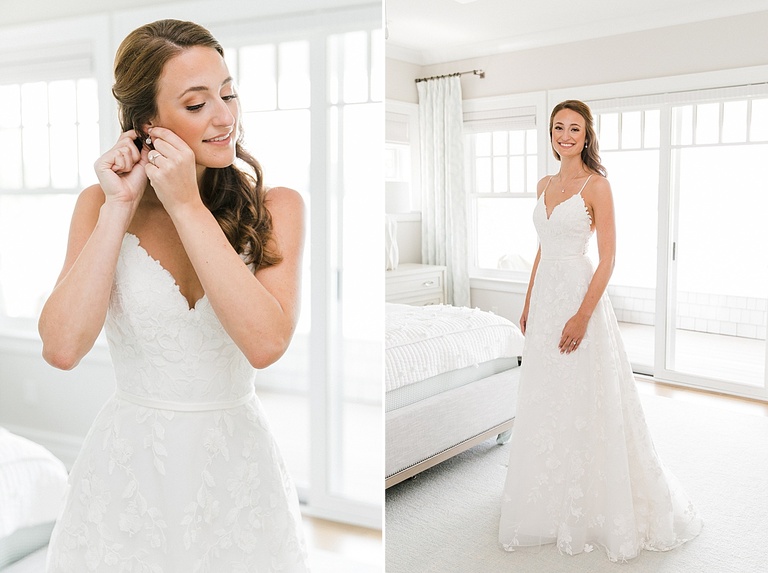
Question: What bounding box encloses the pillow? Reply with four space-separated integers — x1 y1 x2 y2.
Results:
0 427 68 566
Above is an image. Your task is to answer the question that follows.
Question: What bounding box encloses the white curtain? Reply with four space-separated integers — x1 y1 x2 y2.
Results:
417 75 470 307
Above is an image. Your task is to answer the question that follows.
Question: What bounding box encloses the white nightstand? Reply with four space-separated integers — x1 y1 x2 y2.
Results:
385 264 447 305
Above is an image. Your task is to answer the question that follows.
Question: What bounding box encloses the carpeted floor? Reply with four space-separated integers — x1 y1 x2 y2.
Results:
385 393 768 572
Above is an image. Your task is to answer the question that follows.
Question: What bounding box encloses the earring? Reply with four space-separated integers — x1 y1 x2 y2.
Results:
145 136 152 145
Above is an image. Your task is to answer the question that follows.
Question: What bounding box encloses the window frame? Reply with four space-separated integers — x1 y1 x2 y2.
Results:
0 16 112 333
463 92 549 282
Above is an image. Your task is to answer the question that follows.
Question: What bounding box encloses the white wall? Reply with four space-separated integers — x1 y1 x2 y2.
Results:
385 10 768 321
386 11 768 103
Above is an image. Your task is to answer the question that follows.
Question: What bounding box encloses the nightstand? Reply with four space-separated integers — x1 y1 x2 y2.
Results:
385 264 447 305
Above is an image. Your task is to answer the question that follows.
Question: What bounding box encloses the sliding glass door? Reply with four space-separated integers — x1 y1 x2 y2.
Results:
591 92 768 400
593 109 660 374
661 100 768 397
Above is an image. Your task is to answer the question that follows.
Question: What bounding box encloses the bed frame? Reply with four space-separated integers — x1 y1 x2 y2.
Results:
385 366 520 488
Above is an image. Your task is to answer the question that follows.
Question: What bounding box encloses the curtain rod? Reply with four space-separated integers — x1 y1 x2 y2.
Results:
415 69 485 83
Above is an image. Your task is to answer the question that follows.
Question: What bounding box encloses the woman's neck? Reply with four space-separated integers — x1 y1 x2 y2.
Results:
557 156 586 179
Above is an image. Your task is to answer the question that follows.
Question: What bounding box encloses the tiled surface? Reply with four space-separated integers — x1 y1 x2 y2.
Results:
609 286 767 340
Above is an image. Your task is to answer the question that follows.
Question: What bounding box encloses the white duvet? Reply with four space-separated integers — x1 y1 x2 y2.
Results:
385 303 525 392
0 428 68 538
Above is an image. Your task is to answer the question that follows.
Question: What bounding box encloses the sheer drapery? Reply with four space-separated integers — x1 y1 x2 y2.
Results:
417 76 469 307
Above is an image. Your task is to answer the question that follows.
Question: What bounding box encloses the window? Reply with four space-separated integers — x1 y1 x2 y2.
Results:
0 62 100 327
220 20 383 526
667 96 768 386
385 102 419 214
464 101 543 280
582 82 768 396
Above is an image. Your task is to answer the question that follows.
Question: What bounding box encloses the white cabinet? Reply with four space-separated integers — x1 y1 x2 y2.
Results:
385 264 447 305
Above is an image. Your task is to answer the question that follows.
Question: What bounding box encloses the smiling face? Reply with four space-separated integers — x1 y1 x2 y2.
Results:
550 108 587 160
150 46 239 172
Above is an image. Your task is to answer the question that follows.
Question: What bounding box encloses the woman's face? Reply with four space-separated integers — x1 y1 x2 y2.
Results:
551 108 587 159
150 46 239 171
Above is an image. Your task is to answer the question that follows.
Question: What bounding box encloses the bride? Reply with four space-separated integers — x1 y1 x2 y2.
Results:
498 99 702 562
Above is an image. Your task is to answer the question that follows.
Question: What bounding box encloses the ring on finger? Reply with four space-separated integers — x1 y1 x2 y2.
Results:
148 150 162 166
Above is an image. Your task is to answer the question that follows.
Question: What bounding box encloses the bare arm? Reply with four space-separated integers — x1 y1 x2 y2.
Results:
166 189 304 369
558 176 616 353
38 131 149 369
145 127 304 369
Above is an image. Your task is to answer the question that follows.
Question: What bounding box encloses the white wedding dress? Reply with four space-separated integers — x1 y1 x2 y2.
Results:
498 178 702 562
46 233 309 572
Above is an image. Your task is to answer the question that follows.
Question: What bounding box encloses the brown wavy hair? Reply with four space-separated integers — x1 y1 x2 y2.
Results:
549 100 607 178
111 19 281 269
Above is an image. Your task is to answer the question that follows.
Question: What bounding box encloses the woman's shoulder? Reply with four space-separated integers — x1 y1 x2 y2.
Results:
582 173 613 206
70 184 106 227
587 172 611 189
264 186 305 213
535 175 554 198
78 184 107 207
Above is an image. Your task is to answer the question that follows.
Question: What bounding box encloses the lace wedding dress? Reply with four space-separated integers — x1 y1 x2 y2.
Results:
46 233 309 572
498 178 702 562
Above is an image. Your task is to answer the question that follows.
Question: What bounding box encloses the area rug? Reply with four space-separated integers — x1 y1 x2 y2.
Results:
385 393 768 572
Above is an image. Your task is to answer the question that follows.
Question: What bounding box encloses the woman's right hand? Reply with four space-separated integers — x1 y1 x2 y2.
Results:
94 129 149 206
519 305 530 335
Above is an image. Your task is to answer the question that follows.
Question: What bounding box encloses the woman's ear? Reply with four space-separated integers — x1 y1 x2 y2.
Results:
141 122 154 148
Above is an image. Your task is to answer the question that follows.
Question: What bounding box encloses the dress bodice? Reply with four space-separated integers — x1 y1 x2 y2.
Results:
104 233 254 405
533 184 593 260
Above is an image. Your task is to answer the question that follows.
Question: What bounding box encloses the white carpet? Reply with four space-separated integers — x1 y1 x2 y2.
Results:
385 393 768 572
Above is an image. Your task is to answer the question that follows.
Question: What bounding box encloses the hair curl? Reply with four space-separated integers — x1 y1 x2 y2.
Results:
111 19 281 269
549 100 607 178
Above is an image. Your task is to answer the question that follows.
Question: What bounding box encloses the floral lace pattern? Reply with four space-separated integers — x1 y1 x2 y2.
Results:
46 233 309 572
498 190 702 562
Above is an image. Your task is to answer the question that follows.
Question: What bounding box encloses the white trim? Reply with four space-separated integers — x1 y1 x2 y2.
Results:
547 64 768 110
469 277 528 294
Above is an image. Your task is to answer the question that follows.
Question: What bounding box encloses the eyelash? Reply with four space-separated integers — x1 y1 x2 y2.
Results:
186 94 239 112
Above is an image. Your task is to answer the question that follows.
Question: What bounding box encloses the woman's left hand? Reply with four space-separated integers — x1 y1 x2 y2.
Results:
144 127 201 212
559 313 589 354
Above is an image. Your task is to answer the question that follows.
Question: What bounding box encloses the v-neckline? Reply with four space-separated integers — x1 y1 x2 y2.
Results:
543 190 582 221
543 174 592 220
124 232 206 312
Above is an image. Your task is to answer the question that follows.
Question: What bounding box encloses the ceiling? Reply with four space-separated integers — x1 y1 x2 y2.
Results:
385 0 768 65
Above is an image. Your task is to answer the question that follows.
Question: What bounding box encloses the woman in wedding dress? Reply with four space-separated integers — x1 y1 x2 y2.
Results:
498 100 702 562
38 20 309 572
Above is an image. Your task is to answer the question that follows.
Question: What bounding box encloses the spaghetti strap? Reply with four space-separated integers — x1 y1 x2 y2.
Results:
540 176 554 197
578 174 593 194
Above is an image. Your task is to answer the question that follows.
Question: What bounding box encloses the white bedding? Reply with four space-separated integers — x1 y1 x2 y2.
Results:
0 428 68 540
385 303 525 392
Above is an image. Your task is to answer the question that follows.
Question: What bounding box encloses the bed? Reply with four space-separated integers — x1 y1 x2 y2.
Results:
0 428 67 570
385 303 525 488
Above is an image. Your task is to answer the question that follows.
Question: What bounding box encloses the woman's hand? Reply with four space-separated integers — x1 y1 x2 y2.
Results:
94 129 149 206
519 305 530 335
559 312 589 354
143 127 201 212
